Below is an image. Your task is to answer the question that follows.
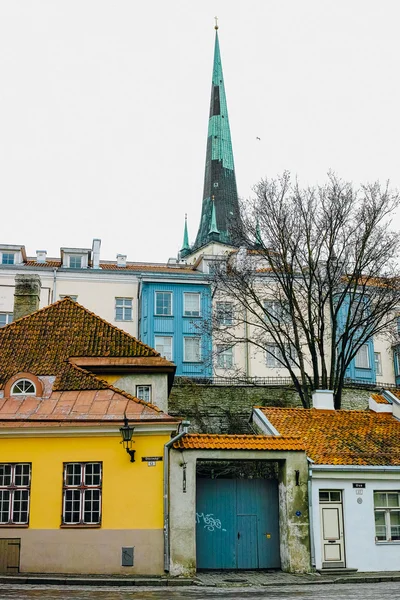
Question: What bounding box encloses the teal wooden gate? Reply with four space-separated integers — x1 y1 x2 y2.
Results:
196 478 280 570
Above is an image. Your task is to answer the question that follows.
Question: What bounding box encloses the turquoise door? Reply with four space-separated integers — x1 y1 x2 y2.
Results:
196 478 280 570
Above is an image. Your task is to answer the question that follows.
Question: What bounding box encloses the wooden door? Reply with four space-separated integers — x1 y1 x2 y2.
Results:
0 539 20 573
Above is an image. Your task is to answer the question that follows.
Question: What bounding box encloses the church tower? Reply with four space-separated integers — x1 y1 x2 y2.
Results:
181 23 242 258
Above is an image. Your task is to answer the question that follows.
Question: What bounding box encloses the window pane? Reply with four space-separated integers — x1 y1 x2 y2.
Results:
319 491 330 502
84 463 101 486
65 463 82 486
375 511 387 540
115 298 132 321
216 345 233 368
374 352 382 376
64 489 81 524
374 492 388 508
12 489 29 524
0 313 12 328
155 336 172 361
2 253 15 265
155 292 172 316
0 490 10 523
216 302 233 326
329 491 341 502
69 256 82 269
388 493 400 508
0 464 12 486
184 293 200 316
136 385 151 402
390 511 400 541
14 464 31 487
83 489 101 523
355 344 370 369
184 338 201 362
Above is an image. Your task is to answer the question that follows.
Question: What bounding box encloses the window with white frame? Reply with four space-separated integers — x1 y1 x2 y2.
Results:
263 299 289 322
266 343 297 368
184 337 201 362
355 344 370 369
155 336 173 361
11 379 36 396
374 491 400 542
374 352 383 376
0 313 13 328
155 292 172 316
62 463 102 526
184 293 200 317
69 255 83 269
136 385 151 403
216 345 233 369
0 463 31 525
1 253 15 265
115 297 132 321
216 301 233 326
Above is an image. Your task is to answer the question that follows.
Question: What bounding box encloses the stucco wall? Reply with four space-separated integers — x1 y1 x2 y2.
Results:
102 373 169 413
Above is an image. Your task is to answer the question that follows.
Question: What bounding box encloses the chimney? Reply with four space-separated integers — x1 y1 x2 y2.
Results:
92 239 101 269
117 254 127 268
36 250 47 264
14 274 42 320
312 389 334 410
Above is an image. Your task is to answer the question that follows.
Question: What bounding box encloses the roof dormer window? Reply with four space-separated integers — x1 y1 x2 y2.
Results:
2 252 15 265
11 379 36 396
69 255 83 269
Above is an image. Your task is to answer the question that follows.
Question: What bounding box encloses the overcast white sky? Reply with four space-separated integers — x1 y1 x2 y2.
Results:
1 1 399 262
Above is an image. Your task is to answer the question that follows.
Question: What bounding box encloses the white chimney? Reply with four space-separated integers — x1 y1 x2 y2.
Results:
117 254 127 268
312 390 334 410
36 250 47 264
92 239 101 269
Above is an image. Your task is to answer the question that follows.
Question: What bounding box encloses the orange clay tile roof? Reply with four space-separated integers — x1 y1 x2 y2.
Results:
0 298 167 393
24 260 197 274
259 407 400 465
370 393 390 405
174 434 305 451
0 388 174 423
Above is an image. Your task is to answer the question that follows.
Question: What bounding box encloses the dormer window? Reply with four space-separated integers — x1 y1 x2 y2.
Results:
69 255 83 269
11 379 36 396
2 253 15 265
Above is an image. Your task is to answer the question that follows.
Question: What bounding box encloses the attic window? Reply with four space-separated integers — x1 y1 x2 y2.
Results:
11 379 36 396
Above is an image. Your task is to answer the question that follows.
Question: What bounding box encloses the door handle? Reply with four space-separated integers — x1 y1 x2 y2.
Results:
328 540 336 543
237 532 240 540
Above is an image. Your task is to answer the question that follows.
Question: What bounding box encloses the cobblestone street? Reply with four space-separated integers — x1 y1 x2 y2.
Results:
1 582 400 599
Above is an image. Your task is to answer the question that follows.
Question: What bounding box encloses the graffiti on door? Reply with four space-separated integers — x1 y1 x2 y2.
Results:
196 512 227 532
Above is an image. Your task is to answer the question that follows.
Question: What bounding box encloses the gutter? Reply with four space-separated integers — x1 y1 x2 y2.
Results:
310 464 400 473
163 420 190 572
307 457 316 568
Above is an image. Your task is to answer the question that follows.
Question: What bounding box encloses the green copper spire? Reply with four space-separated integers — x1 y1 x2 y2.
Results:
208 197 220 235
192 24 243 252
180 214 191 257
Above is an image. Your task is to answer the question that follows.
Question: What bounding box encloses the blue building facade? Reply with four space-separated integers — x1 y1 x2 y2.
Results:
139 279 212 378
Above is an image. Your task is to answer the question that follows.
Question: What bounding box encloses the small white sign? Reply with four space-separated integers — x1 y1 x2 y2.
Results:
356 489 363 495
147 461 156 467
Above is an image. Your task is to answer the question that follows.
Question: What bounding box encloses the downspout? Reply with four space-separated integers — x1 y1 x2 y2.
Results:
163 420 190 572
137 275 142 339
244 306 250 378
307 457 316 568
52 267 58 303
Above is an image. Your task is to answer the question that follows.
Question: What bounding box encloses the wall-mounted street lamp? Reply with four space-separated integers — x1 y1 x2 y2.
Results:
119 415 136 463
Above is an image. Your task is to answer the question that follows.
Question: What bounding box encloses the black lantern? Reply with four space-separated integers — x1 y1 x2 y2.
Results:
119 415 136 462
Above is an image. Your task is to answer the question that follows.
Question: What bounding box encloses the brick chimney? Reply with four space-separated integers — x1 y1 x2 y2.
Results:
13 274 42 320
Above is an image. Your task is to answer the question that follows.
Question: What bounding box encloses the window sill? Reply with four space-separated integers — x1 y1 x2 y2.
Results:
0 524 29 528
183 361 203 364
375 541 400 545
154 314 173 318
183 315 202 318
115 319 133 322
60 524 101 529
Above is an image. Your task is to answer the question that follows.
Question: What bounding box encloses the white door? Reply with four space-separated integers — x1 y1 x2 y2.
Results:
319 490 345 568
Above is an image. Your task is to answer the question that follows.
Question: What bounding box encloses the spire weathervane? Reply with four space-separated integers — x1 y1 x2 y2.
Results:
214 16 219 30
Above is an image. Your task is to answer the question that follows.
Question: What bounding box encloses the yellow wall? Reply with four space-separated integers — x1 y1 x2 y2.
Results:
0 434 168 530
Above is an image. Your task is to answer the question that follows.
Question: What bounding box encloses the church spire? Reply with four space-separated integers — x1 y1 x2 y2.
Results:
192 24 242 252
180 214 190 257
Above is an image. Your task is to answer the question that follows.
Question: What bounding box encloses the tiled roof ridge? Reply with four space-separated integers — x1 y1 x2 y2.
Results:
182 433 302 439
64 362 165 414
0 297 160 358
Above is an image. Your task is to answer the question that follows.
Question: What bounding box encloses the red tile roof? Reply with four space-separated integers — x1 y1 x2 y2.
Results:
174 434 305 451
370 393 390 405
259 407 400 465
24 260 197 274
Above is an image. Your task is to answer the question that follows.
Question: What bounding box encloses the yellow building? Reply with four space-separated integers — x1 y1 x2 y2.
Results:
0 290 179 575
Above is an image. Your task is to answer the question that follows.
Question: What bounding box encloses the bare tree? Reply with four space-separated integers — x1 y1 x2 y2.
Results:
211 172 400 409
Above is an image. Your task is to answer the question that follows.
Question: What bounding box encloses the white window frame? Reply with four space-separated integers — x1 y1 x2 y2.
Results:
263 299 289 322
374 352 383 376
62 462 102 526
1 252 15 265
68 255 83 269
11 379 36 396
0 313 13 328
155 291 173 316
183 292 200 317
136 385 152 403
115 297 133 321
0 463 31 525
183 337 202 363
355 344 370 369
155 336 173 361
216 345 234 369
374 491 400 542
216 301 233 326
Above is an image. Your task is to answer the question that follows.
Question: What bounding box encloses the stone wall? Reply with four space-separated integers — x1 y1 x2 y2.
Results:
169 382 371 433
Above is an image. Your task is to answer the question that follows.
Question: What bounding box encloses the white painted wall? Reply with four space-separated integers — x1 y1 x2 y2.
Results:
311 471 400 571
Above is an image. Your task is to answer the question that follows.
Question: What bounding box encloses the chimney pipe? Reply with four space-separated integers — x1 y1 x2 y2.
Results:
312 390 335 410
14 274 42 320
92 239 101 269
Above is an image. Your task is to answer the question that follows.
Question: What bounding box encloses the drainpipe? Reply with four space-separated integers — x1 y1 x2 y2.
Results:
244 306 250 378
52 268 58 303
163 420 190 572
307 457 316 568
